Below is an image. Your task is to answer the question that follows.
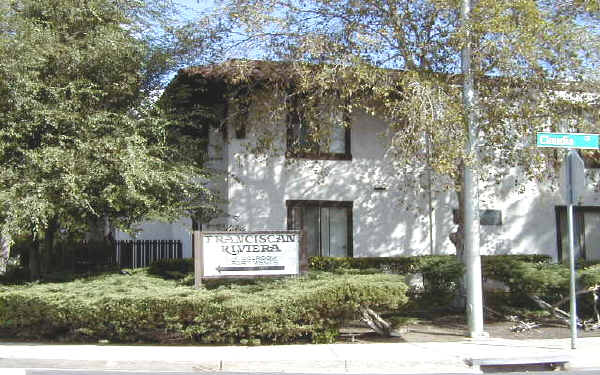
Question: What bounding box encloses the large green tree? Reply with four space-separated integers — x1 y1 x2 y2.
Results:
0 0 213 278
196 0 600 333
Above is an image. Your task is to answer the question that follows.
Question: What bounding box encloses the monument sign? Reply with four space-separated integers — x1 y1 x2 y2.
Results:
194 231 304 287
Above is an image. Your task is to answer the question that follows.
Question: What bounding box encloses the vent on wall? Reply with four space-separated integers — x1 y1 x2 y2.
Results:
453 209 503 226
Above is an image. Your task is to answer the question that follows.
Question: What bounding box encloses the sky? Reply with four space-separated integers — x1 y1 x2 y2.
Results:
173 0 217 20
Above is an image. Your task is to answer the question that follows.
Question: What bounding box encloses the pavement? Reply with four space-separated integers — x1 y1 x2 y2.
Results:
1 336 600 374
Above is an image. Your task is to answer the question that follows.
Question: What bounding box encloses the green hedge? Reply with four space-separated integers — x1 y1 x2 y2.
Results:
147 258 194 279
485 259 600 297
309 254 551 274
0 270 408 344
309 255 464 304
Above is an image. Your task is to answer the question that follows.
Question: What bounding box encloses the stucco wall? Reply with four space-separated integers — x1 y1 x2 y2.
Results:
223 110 600 260
118 108 600 261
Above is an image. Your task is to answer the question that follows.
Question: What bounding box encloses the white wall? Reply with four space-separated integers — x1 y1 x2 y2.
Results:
115 217 194 258
225 111 455 257
119 107 600 261
223 109 600 260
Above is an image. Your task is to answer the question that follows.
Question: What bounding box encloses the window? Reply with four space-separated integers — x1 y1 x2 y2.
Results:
287 200 353 257
286 102 351 160
556 206 600 262
229 94 248 139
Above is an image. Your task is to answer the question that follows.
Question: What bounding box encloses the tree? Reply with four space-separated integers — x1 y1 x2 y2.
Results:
0 0 213 278
195 0 600 335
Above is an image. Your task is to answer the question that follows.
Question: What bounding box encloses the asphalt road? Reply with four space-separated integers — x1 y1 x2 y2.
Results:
20 370 600 375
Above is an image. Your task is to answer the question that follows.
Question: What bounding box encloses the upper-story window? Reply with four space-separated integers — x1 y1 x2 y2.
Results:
286 101 351 160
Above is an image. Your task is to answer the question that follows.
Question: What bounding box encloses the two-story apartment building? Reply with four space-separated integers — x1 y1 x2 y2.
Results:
116 61 600 263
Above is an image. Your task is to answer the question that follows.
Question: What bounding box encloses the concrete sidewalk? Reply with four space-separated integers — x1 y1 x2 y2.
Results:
1 337 600 374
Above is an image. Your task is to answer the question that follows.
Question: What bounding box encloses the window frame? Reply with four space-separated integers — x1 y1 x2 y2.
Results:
286 200 353 257
285 99 352 161
555 205 600 261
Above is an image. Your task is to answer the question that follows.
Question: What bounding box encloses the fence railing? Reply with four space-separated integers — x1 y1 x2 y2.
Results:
116 239 183 269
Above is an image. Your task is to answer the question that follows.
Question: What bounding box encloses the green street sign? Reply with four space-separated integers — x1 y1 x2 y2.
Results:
537 132 599 149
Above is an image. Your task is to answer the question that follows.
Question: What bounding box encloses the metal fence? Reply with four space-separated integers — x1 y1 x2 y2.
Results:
116 239 183 268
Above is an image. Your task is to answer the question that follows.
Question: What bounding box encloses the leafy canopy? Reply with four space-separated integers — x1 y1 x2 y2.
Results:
0 0 211 239
201 0 600 186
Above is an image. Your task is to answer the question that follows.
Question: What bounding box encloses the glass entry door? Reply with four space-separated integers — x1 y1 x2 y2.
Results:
288 200 352 257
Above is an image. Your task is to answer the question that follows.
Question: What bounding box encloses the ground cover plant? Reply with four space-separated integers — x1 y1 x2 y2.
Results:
0 269 408 344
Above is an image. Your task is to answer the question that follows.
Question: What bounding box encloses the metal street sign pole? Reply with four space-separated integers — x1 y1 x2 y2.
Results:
537 133 591 350
567 202 577 349
564 150 584 349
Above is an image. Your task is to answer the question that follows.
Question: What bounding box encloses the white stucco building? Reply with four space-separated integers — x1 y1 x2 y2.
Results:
116 62 600 263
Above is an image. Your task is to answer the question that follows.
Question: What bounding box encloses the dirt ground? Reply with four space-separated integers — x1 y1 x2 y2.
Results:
338 314 600 343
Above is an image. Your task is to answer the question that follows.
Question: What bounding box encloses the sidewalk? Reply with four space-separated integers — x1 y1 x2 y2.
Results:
1 337 600 374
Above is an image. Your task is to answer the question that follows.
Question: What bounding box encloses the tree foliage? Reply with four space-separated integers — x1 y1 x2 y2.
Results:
0 0 213 277
206 0 599 177
192 0 600 256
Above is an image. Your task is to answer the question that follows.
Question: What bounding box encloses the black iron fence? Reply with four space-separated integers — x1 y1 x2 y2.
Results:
116 239 183 269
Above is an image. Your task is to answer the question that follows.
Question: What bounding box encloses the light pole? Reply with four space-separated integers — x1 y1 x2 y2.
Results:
460 0 486 338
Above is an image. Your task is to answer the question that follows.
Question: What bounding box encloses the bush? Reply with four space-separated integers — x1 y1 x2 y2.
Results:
309 255 464 301
482 257 600 317
0 270 408 344
309 256 429 274
482 254 552 281
147 258 194 279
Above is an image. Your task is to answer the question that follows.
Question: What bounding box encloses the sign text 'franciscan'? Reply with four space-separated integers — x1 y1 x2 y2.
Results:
197 231 301 278
205 233 296 255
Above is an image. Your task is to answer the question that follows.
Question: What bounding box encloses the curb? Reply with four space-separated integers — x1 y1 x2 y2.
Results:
0 359 476 374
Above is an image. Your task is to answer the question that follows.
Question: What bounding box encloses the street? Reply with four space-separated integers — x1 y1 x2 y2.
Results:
14 370 600 375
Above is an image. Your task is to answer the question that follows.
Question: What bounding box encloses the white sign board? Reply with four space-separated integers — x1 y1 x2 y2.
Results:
195 231 302 282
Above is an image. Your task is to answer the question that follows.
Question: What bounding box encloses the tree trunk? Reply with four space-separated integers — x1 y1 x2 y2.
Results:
42 216 59 275
359 307 401 337
0 235 10 275
450 164 465 260
86 215 112 242
29 236 41 280
450 166 466 310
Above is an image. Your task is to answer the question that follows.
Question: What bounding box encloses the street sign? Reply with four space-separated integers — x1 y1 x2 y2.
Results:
535 135 592 349
537 132 599 149
560 150 586 204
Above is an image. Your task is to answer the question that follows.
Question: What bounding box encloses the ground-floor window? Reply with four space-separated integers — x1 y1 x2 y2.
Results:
286 200 353 257
556 206 600 262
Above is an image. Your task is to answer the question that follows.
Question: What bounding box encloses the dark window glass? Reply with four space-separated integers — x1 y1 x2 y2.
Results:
287 200 353 257
286 104 351 160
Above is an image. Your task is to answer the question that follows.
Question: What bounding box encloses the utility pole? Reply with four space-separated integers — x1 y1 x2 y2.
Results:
460 0 487 338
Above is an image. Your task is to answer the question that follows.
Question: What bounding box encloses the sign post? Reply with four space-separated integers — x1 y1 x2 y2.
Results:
562 151 585 350
537 132 594 350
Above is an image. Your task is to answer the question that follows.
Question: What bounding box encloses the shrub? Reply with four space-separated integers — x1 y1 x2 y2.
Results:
483 257 600 317
482 254 552 281
309 256 428 274
0 270 408 344
148 258 194 279
309 255 464 301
